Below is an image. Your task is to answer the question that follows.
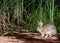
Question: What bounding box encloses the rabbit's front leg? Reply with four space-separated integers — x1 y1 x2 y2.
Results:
41 33 45 38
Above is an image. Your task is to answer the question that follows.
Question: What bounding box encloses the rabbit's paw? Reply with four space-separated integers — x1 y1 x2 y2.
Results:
45 34 49 38
41 34 45 38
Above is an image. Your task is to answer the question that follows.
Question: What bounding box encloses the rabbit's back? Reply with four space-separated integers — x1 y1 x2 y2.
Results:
43 24 57 35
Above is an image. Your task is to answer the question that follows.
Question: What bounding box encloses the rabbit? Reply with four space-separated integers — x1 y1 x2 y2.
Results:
37 20 57 38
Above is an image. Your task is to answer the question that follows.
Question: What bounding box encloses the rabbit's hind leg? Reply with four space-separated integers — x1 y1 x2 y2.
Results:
41 33 45 38
49 33 52 38
44 34 49 38
45 32 52 38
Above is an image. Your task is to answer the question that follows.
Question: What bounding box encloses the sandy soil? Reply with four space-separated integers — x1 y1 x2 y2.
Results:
0 32 60 43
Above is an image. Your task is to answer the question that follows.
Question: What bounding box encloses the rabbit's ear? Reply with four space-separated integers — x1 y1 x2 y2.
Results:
37 20 43 26
37 20 40 24
39 20 43 26
37 20 42 23
37 20 41 23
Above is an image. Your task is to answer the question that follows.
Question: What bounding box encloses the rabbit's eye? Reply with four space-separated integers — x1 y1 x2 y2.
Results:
39 27 40 28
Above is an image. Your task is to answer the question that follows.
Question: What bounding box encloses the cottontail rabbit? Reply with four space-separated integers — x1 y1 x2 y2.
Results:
37 20 57 38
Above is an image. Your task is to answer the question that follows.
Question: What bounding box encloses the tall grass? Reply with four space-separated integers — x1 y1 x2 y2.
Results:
38 0 43 21
23 0 44 31
0 0 60 33
54 9 60 32
0 0 24 34
19 0 24 25
23 0 58 31
15 0 20 25
2 0 7 29
49 0 55 23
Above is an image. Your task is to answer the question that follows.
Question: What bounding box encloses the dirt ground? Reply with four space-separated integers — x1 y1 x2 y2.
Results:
0 32 60 43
